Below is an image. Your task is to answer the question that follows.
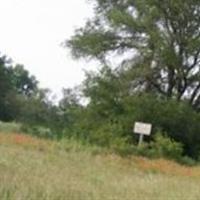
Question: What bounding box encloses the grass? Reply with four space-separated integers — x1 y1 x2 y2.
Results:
0 132 200 200
0 121 21 133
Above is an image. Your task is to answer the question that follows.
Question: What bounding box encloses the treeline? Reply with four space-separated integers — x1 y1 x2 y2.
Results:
2 53 200 162
1 0 200 163
0 54 61 134
59 67 200 162
0 53 83 139
63 0 200 162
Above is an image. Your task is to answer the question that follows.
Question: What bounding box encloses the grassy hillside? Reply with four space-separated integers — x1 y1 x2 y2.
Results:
0 132 200 200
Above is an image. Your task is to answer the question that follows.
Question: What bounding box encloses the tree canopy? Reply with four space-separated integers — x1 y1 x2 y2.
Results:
0 54 39 121
67 0 200 110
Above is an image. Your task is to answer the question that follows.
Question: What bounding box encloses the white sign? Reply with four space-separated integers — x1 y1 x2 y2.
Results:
134 122 152 136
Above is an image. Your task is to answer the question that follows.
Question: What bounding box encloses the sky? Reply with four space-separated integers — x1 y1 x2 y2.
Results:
0 0 97 99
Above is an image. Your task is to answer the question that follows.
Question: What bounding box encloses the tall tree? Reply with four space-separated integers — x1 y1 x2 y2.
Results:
0 55 14 120
66 0 200 110
11 64 38 97
0 54 39 121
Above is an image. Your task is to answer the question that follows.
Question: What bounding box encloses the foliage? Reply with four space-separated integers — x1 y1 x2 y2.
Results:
65 0 200 160
122 94 200 158
133 132 184 163
86 122 127 147
178 156 197 166
68 66 200 159
0 121 21 133
0 54 39 121
67 0 200 110
10 64 38 96
1 0 200 164
149 133 183 160
21 125 54 139
0 55 15 121
58 87 84 136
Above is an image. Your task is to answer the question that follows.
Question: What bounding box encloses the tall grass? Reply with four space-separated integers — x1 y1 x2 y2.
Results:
0 132 200 199
0 121 21 133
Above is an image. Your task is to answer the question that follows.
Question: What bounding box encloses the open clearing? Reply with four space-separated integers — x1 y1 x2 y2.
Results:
0 132 200 200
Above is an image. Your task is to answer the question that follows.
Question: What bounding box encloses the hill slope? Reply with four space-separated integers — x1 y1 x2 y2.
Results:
0 132 200 200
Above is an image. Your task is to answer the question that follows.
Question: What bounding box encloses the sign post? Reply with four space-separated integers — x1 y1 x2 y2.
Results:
138 134 144 146
133 122 152 146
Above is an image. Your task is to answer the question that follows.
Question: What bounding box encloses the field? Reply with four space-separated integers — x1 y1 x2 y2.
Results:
0 132 200 200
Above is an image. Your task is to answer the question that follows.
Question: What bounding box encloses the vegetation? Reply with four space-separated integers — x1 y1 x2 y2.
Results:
67 0 200 109
64 0 200 160
0 131 200 200
1 0 200 198
0 0 200 165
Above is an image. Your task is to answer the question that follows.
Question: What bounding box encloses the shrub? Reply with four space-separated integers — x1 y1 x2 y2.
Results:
87 122 127 147
21 125 55 139
149 133 183 160
135 132 183 161
122 94 200 159
109 137 135 156
178 156 196 166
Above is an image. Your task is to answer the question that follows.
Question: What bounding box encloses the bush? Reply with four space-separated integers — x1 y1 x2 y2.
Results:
135 132 183 161
122 94 200 159
21 125 55 139
87 122 128 147
149 133 183 160
178 156 196 166
109 137 135 156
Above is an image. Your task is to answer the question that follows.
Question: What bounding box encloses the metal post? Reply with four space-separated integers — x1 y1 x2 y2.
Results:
138 134 144 146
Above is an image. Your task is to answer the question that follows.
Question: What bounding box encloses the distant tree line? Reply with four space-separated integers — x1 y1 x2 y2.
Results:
0 54 61 133
0 53 83 139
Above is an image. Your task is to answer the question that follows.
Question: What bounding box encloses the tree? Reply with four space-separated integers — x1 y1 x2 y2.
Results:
66 0 200 110
58 87 84 135
11 64 38 97
0 53 39 121
0 55 14 120
83 66 125 119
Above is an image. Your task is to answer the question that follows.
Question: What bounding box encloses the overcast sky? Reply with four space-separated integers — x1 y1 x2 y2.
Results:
0 0 97 99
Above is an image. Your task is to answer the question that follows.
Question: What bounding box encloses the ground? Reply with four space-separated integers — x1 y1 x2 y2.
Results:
0 132 199 200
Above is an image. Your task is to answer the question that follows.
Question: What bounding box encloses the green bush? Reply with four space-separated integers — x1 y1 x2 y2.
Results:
21 125 55 139
149 133 183 160
135 132 183 161
122 94 200 159
178 156 196 166
108 137 135 156
87 122 127 147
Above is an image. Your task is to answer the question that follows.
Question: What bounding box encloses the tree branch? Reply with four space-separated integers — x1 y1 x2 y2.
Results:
190 83 200 105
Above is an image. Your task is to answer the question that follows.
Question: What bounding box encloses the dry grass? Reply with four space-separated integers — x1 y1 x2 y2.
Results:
0 132 55 151
0 132 200 200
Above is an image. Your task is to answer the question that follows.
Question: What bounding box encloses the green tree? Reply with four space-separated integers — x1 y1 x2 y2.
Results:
58 87 85 137
0 55 14 120
11 64 38 97
83 67 124 118
66 0 200 110
0 54 39 121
